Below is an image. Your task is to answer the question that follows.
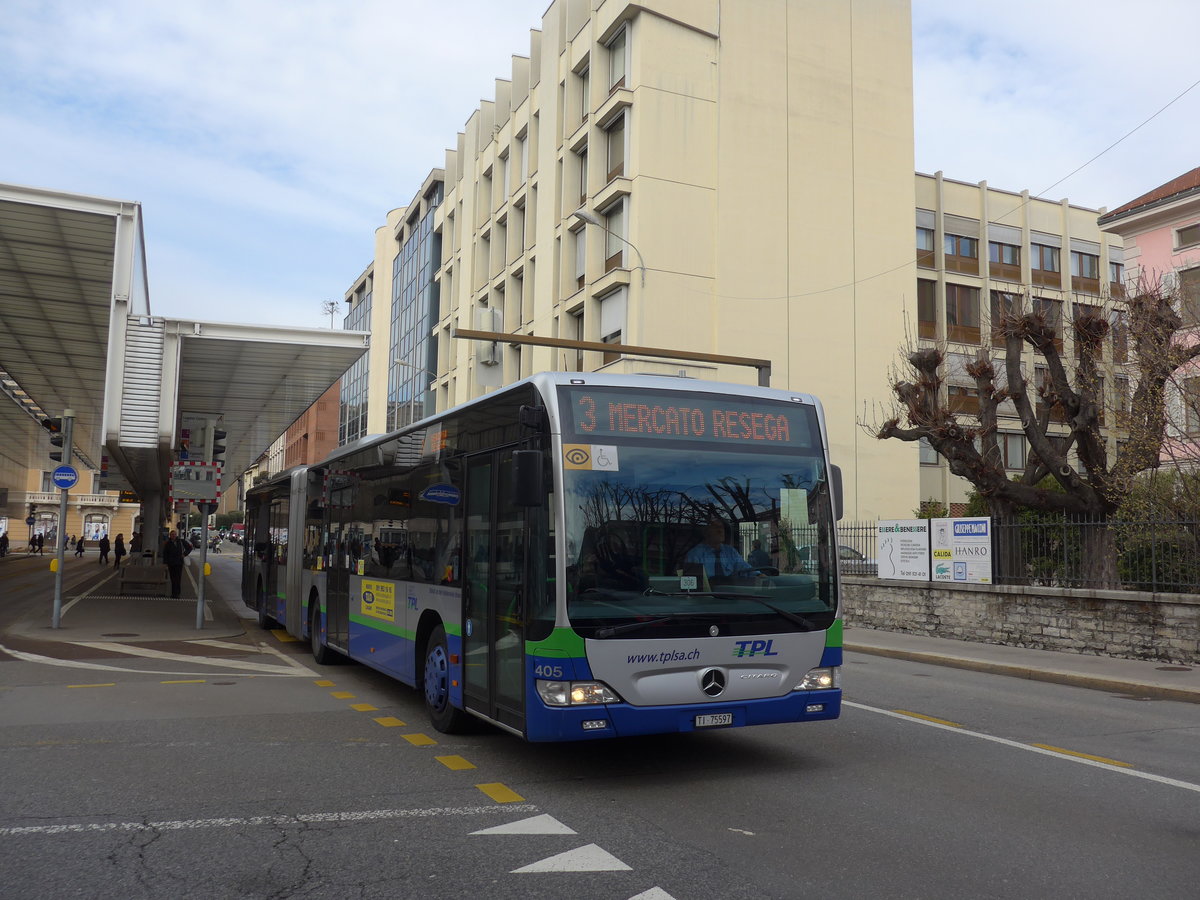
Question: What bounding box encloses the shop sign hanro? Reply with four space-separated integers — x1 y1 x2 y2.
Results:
931 517 992 584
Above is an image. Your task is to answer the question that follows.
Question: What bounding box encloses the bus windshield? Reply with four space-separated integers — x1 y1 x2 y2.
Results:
559 391 838 639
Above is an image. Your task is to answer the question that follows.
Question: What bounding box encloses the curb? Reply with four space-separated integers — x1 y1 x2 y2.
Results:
845 642 1200 705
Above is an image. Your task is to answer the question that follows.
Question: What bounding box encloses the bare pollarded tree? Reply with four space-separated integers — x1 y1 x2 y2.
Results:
876 277 1200 586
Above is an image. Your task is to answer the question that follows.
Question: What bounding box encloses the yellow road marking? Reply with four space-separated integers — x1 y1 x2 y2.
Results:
67 683 116 689
330 691 355 699
476 783 524 803
1031 743 1133 768
161 680 206 684
350 703 378 712
271 629 299 642
402 733 437 746
435 755 476 771
373 716 406 727
894 709 962 727
314 680 335 687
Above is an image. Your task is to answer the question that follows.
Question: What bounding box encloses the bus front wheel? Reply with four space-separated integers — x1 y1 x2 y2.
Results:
424 624 470 734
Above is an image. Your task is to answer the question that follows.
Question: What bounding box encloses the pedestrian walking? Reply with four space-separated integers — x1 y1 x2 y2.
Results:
0 531 8 557
98 534 111 565
129 532 142 556
161 530 190 599
74 536 86 558
36 533 44 555
113 534 126 569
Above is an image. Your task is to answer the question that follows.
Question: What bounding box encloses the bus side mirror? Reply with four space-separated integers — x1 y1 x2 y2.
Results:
512 450 543 507
830 465 844 521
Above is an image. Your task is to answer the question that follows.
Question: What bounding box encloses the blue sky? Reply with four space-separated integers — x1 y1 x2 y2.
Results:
2 0 1198 329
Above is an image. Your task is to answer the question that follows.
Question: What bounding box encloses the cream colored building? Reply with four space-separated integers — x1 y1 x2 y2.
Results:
914 171 1126 512
356 0 917 521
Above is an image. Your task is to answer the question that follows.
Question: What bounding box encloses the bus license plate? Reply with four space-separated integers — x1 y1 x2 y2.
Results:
695 713 733 728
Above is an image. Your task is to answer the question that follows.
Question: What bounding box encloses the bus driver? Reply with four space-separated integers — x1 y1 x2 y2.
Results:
686 519 753 578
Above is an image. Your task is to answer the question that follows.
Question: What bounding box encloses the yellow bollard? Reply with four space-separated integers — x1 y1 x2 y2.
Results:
50 558 59 573
204 562 212 576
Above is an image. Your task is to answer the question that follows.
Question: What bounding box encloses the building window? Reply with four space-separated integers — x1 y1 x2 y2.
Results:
991 290 1017 344
1070 252 1099 280
599 286 627 365
918 436 939 466
1180 267 1200 327
989 242 1019 266
1072 303 1101 359
1185 377 1200 434
1176 223 1200 249
1115 374 1131 423
577 147 588 203
945 283 980 344
516 133 527 184
1033 296 1063 350
574 227 586 289
948 384 979 416
607 27 627 91
1109 261 1124 285
1110 309 1128 363
602 198 626 271
570 309 585 371
579 66 590 123
944 234 979 275
916 227 935 268
605 113 625 181
917 278 936 339
999 432 1026 470
1031 244 1060 272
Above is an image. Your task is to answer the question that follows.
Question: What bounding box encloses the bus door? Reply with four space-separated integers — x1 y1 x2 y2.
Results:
462 449 526 733
323 475 356 652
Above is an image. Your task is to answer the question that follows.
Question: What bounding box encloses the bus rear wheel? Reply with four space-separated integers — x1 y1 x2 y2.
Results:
309 600 335 665
424 624 470 734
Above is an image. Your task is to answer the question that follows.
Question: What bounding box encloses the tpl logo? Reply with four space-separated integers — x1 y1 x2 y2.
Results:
732 639 778 658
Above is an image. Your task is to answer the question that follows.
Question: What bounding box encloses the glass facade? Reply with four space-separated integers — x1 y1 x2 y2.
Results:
388 183 444 432
339 289 372 446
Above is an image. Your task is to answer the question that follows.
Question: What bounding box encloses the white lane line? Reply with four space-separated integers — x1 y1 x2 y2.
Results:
0 643 308 677
74 642 309 675
0 804 540 837
844 700 1200 795
191 638 318 676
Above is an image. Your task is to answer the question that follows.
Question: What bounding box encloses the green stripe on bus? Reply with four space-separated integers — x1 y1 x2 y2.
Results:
347 613 417 641
525 627 586 658
825 618 843 647
444 622 462 637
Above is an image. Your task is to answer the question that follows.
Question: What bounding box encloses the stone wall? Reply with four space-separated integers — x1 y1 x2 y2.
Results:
840 578 1200 665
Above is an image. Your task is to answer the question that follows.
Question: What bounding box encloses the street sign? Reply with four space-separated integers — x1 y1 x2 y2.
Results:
25 515 36 526
51 465 79 490
170 461 222 501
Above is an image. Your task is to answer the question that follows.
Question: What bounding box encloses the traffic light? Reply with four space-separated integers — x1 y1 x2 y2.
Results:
211 428 227 465
45 418 64 461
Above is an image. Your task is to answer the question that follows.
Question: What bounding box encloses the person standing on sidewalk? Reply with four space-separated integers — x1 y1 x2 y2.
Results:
161 530 189 599
112 534 126 568
0 531 8 557
74 535 86 558
98 534 111 565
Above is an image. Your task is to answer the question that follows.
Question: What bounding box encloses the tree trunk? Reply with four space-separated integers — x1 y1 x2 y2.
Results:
1080 518 1120 590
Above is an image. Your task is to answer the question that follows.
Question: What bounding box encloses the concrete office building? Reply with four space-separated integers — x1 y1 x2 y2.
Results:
914 171 1126 512
353 0 916 521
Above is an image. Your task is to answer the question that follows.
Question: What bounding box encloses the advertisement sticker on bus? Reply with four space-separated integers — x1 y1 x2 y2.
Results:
360 581 396 622
562 444 619 471
418 483 461 505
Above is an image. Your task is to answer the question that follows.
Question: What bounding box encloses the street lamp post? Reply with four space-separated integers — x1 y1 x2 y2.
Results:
571 207 647 286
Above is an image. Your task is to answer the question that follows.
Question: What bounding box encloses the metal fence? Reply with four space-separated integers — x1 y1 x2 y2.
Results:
833 517 1200 593
991 516 1200 593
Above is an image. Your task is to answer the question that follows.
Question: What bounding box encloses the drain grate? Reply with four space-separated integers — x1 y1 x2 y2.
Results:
1155 665 1193 672
100 632 140 638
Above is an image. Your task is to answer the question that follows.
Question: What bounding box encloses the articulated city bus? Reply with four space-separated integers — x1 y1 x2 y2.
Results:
243 373 844 742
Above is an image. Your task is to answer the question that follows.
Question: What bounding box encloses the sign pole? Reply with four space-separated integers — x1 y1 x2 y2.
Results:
196 508 210 629
51 409 75 628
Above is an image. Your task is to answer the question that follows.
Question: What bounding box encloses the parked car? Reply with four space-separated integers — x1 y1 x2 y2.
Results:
795 544 877 576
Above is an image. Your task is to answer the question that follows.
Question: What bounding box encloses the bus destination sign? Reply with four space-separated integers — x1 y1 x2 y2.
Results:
562 388 813 447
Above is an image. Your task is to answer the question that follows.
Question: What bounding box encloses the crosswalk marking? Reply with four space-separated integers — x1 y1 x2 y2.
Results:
471 813 574 835
511 843 632 873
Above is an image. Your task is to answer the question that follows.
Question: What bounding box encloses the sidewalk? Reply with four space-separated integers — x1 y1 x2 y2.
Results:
4 557 248 643
845 625 1200 704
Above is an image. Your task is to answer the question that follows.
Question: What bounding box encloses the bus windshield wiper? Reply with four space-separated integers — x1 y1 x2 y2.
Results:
593 613 719 639
667 592 819 632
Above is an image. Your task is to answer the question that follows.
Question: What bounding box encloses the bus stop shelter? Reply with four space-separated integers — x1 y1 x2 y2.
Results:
0 182 369 533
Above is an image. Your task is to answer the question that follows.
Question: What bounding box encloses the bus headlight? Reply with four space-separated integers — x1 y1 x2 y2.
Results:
536 680 622 706
795 667 840 691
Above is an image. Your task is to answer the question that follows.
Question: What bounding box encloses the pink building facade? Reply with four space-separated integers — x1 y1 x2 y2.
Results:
1100 167 1200 466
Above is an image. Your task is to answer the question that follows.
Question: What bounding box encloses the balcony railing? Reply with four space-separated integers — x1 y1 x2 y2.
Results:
23 491 120 506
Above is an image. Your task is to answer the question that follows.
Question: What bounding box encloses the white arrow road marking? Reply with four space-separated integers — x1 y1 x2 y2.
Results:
627 889 677 900
74 642 314 675
471 814 577 835
511 843 632 873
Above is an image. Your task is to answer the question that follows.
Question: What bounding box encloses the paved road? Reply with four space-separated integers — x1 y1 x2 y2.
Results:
1 551 1198 898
